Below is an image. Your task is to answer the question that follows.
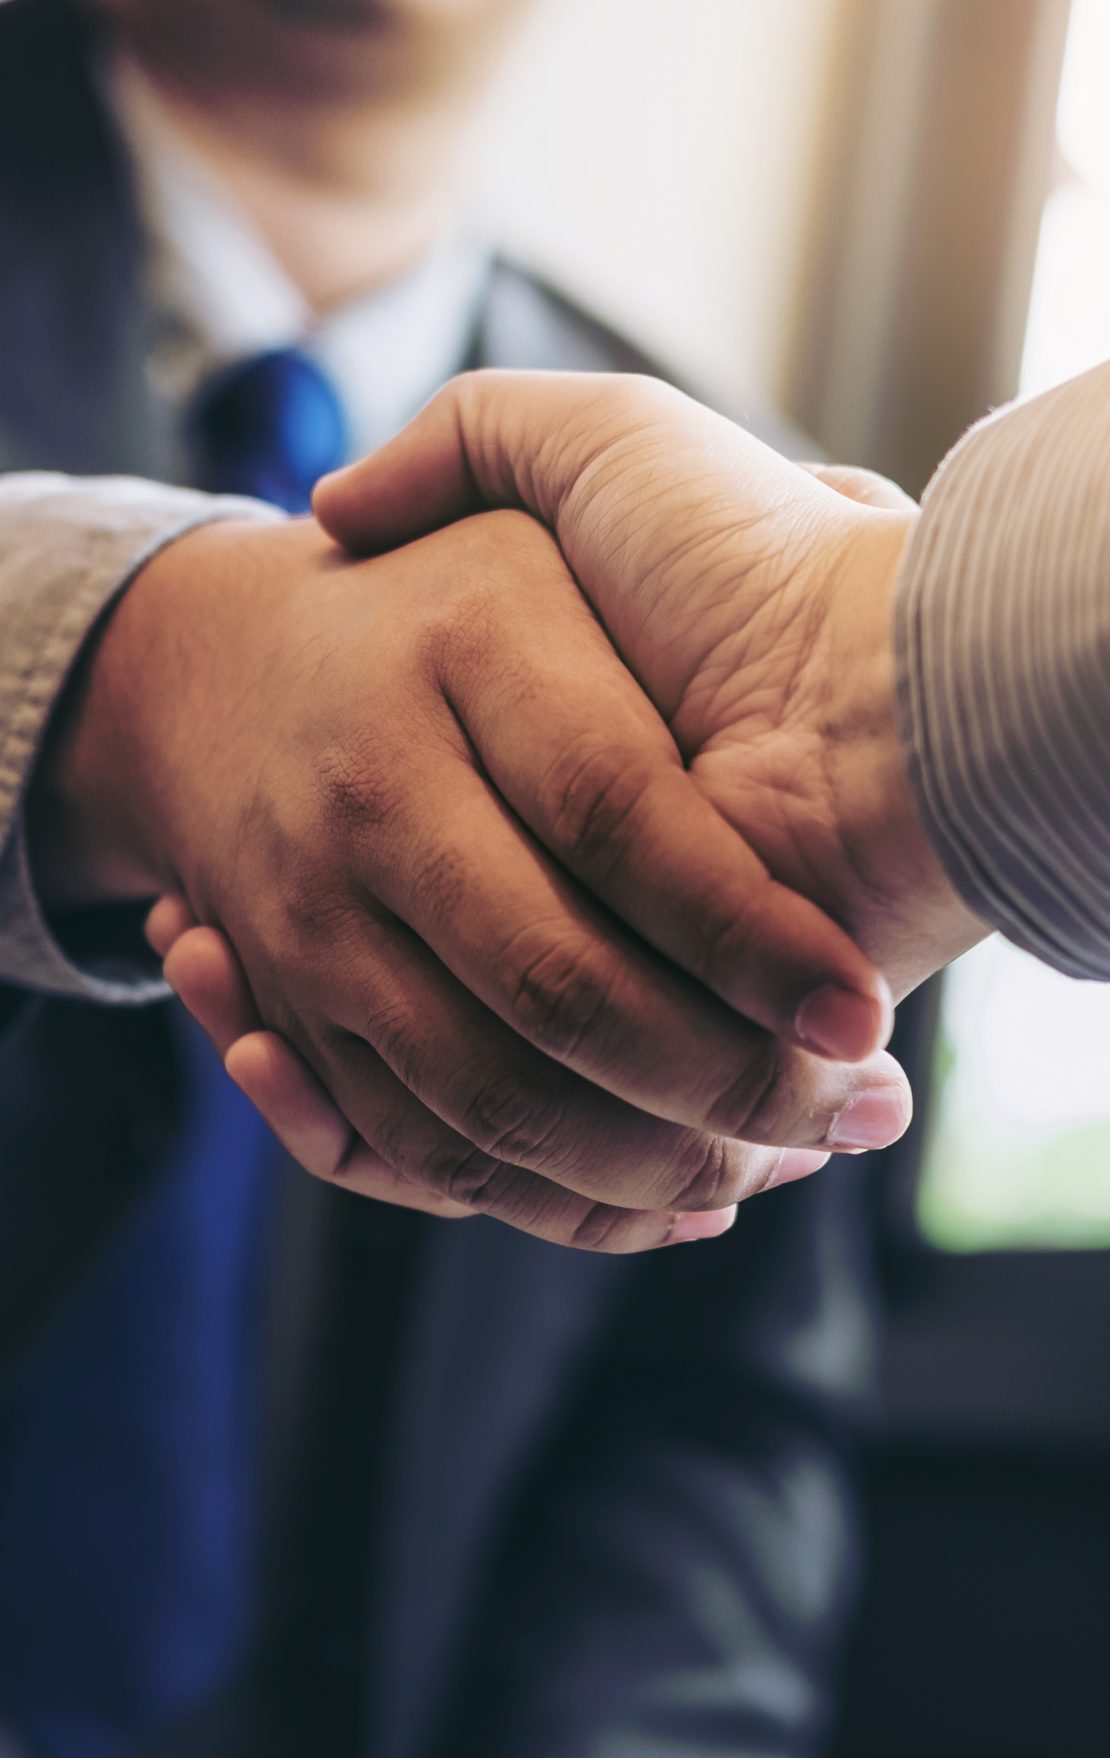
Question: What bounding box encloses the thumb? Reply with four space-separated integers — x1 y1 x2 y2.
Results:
313 368 602 552
312 369 715 554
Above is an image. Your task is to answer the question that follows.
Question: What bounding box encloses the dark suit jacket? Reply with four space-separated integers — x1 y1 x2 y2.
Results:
0 4 896 1754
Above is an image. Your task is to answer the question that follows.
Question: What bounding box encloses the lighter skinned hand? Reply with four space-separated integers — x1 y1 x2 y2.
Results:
37 507 910 1254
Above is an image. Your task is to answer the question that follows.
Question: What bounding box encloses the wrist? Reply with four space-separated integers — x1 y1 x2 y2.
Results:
825 510 985 992
27 519 266 910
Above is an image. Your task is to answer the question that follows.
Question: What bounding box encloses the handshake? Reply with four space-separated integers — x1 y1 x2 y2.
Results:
44 372 986 1251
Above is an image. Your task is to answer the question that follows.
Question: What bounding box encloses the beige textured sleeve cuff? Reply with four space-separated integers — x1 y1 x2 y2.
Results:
0 474 281 1002
895 363 1110 980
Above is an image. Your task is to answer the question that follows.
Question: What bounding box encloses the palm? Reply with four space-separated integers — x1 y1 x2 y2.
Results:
549 405 977 999
553 434 859 916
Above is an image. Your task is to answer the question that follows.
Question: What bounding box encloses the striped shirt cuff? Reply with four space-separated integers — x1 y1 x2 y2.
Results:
895 362 1110 980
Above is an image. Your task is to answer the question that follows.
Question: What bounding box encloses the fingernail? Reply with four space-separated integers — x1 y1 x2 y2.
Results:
795 984 887 1061
767 1149 831 1188
828 1084 912 1151
671 1206 737 1244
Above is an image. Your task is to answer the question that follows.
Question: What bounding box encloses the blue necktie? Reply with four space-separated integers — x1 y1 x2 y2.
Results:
0 352 349 1757
190 347 350 512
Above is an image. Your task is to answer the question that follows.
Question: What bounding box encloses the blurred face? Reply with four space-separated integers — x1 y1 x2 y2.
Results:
259 1 509 18
96 0 533 104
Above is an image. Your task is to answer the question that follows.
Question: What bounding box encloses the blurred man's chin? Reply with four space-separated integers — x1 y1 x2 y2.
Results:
259 0 386 22
98 0 530 103
257 0 499 22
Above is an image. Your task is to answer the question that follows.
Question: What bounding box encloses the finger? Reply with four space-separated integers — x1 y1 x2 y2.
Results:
796 461 918 511
436 517 890 1059
158 914 750 1228
145 893 199 958
300 1022 744 1252
228 1023 784 1244
164 926 262 1057
336 739 911 1156
265 894 900 1220
224 1032 475 1220
158 918 763 1236
162 927 471 1218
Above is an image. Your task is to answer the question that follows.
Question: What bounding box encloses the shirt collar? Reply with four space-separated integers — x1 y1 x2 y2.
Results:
106 52 489 457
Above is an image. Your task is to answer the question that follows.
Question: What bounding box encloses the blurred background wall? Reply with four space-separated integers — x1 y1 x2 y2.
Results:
470 0 840 407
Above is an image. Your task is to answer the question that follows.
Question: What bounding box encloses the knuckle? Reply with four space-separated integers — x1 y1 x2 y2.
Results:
256 994 315 1067
455 1066 569 1170
273 882 388 999
498 932 616 1062
540 737 656 878
666 1133 736 1212
418 515 563 674
355 996 423 1091
451 370 520 465
366 1103 420 1174
616 372 684 419
452 366 494 411
568 1201 645 1254
424 1140 505 1208
406 840 471 928
691 884 768 988
416 578 497 675
704 1038 790 1141
312 1030 421 1179
279 892 347 965
315 735 405 839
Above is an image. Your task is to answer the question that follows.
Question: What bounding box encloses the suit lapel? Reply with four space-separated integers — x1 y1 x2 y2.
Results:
367 1214 621 1758
472 259 656 378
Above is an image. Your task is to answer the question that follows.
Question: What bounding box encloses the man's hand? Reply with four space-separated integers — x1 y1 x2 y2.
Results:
34 508 909 1251
314 372 987 998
